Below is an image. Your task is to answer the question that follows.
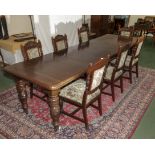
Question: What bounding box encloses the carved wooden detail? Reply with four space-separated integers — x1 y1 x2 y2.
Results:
16 79 28 113
21 40 43 61
48 90 60 131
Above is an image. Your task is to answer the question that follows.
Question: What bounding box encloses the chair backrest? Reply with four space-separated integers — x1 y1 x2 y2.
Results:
21 40 43 61
85 57 109 95
129 35 145 66
52 34 68 55
110 44 129 80
78 26 89 45
115 44 130 70
118 27 133 40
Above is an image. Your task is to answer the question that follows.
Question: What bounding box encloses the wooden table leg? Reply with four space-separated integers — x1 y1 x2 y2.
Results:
48 89 60 131
16 79 28 114
0 49 5 67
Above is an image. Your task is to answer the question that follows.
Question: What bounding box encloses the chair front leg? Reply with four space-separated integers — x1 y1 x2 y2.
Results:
98 95 102 115
30 83 33 98
136 63 139 78
120 76 123 93
111 82 115 101
82 107 89 130
129 68 132 84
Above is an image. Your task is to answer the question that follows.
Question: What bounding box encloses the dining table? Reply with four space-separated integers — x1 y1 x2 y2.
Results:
4 34 137 131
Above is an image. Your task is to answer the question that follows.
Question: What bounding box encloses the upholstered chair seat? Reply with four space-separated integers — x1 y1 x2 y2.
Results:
60 79 100 104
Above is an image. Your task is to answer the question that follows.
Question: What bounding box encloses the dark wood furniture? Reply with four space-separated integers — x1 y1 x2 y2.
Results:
118 27 133 39
134 20 153 36
21 40 43 61
59 57 109 129
51 34 68 56
124 36 145 83
144 16 155 23
114 18 125 33
90 15 113 37
21 40 47 102
0 49 5 67
102 43 130 101
4 34 137 131
113 16 130 33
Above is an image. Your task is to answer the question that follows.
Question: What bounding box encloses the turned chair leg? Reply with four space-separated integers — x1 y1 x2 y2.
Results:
136 63 139 78
129 69 132 84
82 107 89 130
120 77 123 93
98 95 102 115
30 83 33 98
111 83 115 101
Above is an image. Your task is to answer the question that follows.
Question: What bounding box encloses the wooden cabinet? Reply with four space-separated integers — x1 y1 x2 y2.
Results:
90 15 113 37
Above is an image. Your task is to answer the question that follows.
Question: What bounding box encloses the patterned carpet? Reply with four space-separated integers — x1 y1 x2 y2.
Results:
0 67 155 139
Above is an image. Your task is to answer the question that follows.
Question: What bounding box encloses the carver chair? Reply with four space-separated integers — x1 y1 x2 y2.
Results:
51 34 68 56
21 40 48 102
118 27 133 41
21 40 43 61
102 43 130 101
78 26 89 47
59 57 109 129
123 35 145 83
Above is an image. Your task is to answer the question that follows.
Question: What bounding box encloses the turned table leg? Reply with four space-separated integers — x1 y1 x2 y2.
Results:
0 49 5 67
16 79 28 114
48 89 60 131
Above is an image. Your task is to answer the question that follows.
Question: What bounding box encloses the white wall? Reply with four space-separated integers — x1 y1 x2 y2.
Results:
6 15 32 35
85 15 147 27
128 15 146 26
33 15 83 54
49 15 82 47
33 15 53 54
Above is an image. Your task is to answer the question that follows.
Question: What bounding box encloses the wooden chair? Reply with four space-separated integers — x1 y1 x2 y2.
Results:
59 57 109 129
21 40 47 102
123 36 145 83
21 40 43 61
78 26 89 46
102 44 130 101
118 27 133 40
51 34 68 56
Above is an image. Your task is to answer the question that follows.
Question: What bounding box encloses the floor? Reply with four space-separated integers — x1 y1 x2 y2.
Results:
0 37 155 138
132 37 155 138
